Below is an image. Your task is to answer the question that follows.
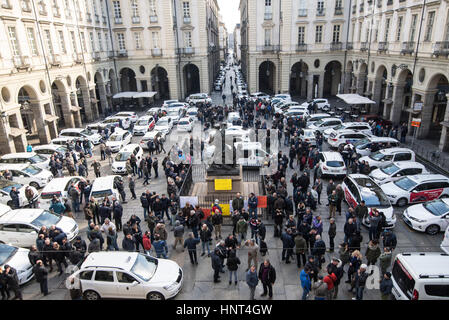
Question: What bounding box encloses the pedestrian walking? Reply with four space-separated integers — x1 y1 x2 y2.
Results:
183 232 200 265
226 249 241 285
300 267 311 300
32 260 49 296
328 218 336 252
211 248 222 283
258 259 276 299
246 265 259 300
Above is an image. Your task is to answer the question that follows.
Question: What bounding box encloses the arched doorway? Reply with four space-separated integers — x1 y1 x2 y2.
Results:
120 68 137 92
183 63 200 97
428 74 449 141
75 76 88 122
323 61 342 96
94 72 104 115
151 66 170 100
397 68 413 123
289 61 308 98
51 82 66 127
258 61 275 94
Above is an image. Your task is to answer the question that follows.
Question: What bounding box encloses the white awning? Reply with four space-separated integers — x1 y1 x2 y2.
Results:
112 92 138 99
133 91 157 99
336 94 376 105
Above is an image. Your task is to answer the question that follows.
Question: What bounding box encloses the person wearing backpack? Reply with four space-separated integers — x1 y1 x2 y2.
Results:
226 249 241 285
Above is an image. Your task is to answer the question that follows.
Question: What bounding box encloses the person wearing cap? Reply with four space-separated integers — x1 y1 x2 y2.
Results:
312 274 328 300
353 264 369 300
379 272 393 300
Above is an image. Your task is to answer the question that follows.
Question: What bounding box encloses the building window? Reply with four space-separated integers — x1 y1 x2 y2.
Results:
134 32 142 50
98 32 103 51
183 1 190 17
358 22 362 42
131 0 139 17
70 31 77 53
409 14 418 42
80 32 86 51
52 0 60 16
117 33 126 51
424 11 435 42
298 26 305 44
184 31 192 47
149 0 157 16
298 0 307 16
58 30 66 54
27 27 38 55
445 11 449 41
113 1 121 18
332 25 341 43
264 29 271 46
84 0 90 14
8 26 20 56
374 20 378 42
317 0 324 14
152 31 160 48
89 32 95 52
396 16 403 42
315 25 323 43
105 32 110 52
44 29 53 55
351 23 355 42
384 18 390 42
64 0 71 18
335 0 342 9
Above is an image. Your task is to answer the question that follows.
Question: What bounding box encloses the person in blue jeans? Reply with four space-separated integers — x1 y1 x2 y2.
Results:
354 264 369 300
152 235 168 259
300 267 311 300
226 249 241 285
248 193 258 217
200 224 212 256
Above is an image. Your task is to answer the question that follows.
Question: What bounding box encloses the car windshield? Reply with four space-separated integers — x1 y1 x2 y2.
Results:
333 124 345 131
80 130 94 136
156 119 168 126
31 210 62 228
370 151 386 161
0 244 17 265
91 189 113 198
136 120 149 126
314 119 325 126
56 146 68 153
167 111 178 116
423 200 449 216
109 135 122 142
304 131 314 137
394 177 417 191
360 186 390 207
0 180 22 193
178 121 189 125
381 163 400 175
131 254 157 282
354 138 370 148
30 155 47 163
327 161 345 167
188 111 197 115
115 152 131 162
23 165 42 175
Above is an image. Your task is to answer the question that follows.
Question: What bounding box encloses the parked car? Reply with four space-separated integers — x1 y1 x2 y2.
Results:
106 129 132 153
132 116 156 135
359 148 416 171
139 131 166 150
186 93 212 105
317 152 347 177
327 130 370 149
307 118 343 134
381 174 449 207
166 108 185 125
342 174 396 228
235 142 272 167
33 144 72 159
154 117 173 135
39 177 86 210
0 180 38 208
90 175 124 202
299 129 317 146
402 198 449 235
0 152 50 170
352 137 400 157
114 111 138 123
250 92 270 101
161 100 179 110
186 107 198 121
112 144 143 174
59 128 102 145
323 122 372 139
177 117 194 132
369 161 428 185
306 113 332 126
0 164 53 189
0 243 34 285
69 252 183 300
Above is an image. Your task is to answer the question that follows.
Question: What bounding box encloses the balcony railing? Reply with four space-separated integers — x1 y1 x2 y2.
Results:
330 42 343 51
183 16 191 24
346 42 353 50
102 15 107 24
264 12 272 20
316 8 325 16
359 3 364 12
95 14 99 23
401 41 415 54
151 48 162 56
149 15 158 23
334 7 343 15
93 51 101 61
295 43 307 52
86 12 92 22
132 16 140 23
117 49 128 57
433 41 449 57
13 55 31 70
298 9 307 17
72 52 83 63
107 51 114 58
360 42 368 51
114 17 122 24
352 5 356 14
257 45 280 53
378 42 388 52
49 54 61 66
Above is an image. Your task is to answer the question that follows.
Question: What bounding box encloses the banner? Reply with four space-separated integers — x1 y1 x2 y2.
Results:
180 196 198 208
214 179 232 191
211 203 231 216
257 196 267 208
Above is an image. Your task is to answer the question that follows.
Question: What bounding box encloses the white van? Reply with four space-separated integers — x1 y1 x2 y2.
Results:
235 142 272 167
441 226 449 254
90 175 123 202
392 252 449 300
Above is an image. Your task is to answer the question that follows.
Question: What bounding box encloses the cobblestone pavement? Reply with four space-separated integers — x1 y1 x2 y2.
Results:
20 66 443 301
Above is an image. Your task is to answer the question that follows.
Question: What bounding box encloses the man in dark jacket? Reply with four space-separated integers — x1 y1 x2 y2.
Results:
328 218 337 252
32 260 49 296
327 258 344 299
183 232 200 265
354 200 368 231
281 228 295 263
312 235 326 268
343 218 357 244
28 245 41 266
232 193 244 214
380 272 393 300
98 202 111 225
258 259 276 299
113 200 123 231
211 248 222 283
3 265 22 300
122 234 136 252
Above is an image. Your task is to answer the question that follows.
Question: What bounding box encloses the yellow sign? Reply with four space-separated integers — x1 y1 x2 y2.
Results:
221 204 231 216
214 179 232 191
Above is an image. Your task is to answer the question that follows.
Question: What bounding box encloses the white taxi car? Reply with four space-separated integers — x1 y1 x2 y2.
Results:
106 129 132 153
139 131 166 150
0 180 39 208
154 117 173 135
177 117 194 132
307 118 343 134
0 209 79 247
359 148 415 171
0 164 53 189
114 111 138 123
0 152 50 170
381 174 449 207
0 243 34 285
186 93 212 105
342 174 396 228
317 152 347 177
186 107 198 121
402 199 449 235
69 252 183 300
39 176 86 210
323 122 372 139
369 161 428 185
112 144 143 174
327 130 370 149
299 129 317 146
59 128 102 145
133 116 156 135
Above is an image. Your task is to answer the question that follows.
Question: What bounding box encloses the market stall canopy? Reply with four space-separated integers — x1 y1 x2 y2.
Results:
133 91 157 98
113 92 138 99
336 94 376 105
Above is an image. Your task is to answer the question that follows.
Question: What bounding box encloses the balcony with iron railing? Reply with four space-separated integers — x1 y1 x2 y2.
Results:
102 15 107 24
177 47 195 55
107 51 114 58
330 42 343 51
117 49 128 57
132 16 140 24
346 42 353 50
95 14 100 23
264 12 272 20
114 16 122 24
296 43 307 52
334 7 343 15
298 9 307 17
433 41 449 57
401 41 415 54
48 54 61 66
352 5 356 14
360 42 368 51
378 42 388 52
72 52 83 63
149 15 158 23
151 48 162 56
316 8 325 16
257 45 280 53
13 55 31 70
183 16 191 24
86 12 92 22
93 51 101 61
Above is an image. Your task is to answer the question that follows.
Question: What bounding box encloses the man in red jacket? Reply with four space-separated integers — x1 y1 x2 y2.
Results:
323 271 337 300
143 231 152 255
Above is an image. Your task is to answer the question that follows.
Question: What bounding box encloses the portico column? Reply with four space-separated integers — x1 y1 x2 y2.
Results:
0 117 14 153
136 79 143 107
343 72 352 93
418 91 436 139
318 72 324 98
97 82 109 115
390 82 405 125
307 74 314 100
80 85 94 122
59 90 75 128
356 72 366 95
438 94 449 151
29 99 51 145
71 92 82 127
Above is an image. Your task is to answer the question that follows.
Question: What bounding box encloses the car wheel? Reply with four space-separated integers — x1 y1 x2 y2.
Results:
425 224 440 235
83 290 100 300
29 182 40 189
397 198 408 207
146 291 165 300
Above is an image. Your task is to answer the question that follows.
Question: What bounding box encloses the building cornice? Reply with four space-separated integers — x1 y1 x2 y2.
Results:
130 27 144 31
0 15 18 21
147 26 162 30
